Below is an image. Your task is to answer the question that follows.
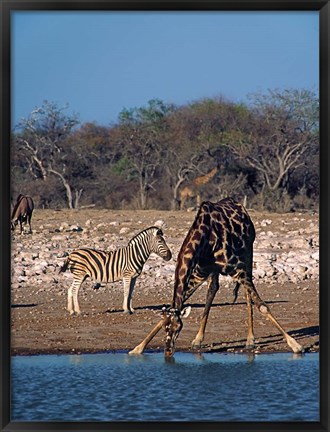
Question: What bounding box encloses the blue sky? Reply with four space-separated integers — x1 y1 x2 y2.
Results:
11 11 319 128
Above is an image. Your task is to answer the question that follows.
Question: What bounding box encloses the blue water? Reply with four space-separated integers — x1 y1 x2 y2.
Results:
11 352 319 422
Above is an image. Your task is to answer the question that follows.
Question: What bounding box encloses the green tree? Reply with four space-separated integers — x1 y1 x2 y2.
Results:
117 99 175 209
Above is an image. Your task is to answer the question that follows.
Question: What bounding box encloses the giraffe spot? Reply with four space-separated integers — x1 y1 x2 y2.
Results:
231 219 241 233
225 265 235 274
224 208 234 219
231 235 243 250
179 268 186 277
192 231 202 242
183 256 192 267
229 256 238 265
203 213 211 225
200 225 209 234
215 252 226 264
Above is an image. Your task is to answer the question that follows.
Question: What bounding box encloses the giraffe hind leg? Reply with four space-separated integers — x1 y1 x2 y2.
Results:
241 279 303 353
232 282 254 348
245 289 255 349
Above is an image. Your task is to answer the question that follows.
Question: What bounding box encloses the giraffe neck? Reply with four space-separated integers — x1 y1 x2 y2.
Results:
172 203 211 310
193 167 217 186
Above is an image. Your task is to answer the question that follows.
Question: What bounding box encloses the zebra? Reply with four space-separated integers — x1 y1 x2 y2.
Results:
59 226 172 315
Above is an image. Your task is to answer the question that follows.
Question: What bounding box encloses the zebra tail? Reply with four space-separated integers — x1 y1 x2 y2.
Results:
59 258 69 274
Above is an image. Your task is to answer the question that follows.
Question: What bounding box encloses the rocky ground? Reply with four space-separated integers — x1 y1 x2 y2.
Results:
11 207 319 356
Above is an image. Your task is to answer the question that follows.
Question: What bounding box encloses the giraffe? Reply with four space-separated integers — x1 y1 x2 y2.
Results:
129 197 303 357
179 166 218 210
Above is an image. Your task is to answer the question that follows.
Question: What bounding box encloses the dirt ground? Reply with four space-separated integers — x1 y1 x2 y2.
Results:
11 207 319 356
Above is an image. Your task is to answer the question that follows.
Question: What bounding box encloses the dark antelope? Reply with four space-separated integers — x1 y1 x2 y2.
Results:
129 198 303 357
11 194 34 234
59 226 172 315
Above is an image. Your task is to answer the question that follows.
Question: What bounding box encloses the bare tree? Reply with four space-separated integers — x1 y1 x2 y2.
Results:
14 101 79 181
224 89 319 194
48 167 83 209
12 101 83 208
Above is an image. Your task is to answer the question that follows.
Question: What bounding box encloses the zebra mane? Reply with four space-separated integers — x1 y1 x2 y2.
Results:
128 226 162 245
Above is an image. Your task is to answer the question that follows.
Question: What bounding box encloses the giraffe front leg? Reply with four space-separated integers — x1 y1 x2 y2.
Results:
129 319 164 355
192 274 219 349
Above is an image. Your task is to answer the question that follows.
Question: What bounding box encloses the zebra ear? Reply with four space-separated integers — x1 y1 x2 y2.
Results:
154 220 167 229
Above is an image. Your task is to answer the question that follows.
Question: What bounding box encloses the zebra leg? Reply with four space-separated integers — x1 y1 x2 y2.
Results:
123 276 136 314
72 280 82 315
67 284 74 315
127 278 137 313
68 279 82 315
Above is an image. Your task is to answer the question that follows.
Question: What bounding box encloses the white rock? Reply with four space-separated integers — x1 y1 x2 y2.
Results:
311 251 319 261
119 227 130 234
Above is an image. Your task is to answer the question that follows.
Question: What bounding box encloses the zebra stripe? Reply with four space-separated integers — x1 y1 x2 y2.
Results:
61 226 172 315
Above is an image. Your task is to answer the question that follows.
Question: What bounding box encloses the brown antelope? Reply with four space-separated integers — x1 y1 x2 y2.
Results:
11 194 34 234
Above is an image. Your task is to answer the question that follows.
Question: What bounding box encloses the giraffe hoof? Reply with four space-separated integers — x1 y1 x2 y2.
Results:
285 334 304 353
245 343 255 350
191 339 202 350
128 345 143 355
245 338 255 350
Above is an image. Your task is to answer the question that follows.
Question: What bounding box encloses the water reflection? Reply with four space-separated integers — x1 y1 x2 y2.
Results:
68 355 83 366
288 352 305 361
11 352 319 422
65 350 306 368
164 356 176 364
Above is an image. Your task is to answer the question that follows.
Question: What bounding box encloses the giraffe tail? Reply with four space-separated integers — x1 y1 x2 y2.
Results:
232 282 240 303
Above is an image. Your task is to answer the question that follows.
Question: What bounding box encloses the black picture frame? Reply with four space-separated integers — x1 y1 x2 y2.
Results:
1 1 329 431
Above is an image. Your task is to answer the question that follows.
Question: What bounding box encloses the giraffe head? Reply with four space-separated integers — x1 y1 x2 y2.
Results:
161 306 191 357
